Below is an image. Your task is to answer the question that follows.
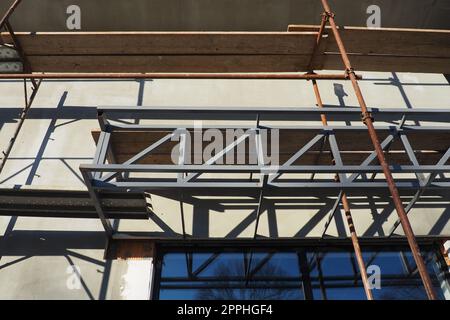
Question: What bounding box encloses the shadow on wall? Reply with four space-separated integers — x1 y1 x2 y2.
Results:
142 192 450 239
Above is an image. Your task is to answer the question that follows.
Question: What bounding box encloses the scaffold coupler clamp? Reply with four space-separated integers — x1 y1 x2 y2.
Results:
361 111 374 125
345 67 356 79
321 11 335 21
305 71 316 81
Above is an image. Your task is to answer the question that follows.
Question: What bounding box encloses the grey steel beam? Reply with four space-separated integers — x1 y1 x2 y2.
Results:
107 123 450 133
89 180 450 192
388 147 450 236
80 163 450 174
98 106 450 121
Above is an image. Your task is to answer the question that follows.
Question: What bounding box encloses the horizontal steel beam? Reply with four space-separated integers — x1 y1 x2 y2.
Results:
98 106 450 122
90 180 450 192
80 164 450 174
99 106 450 117
0 188 149 219
106 123 450 132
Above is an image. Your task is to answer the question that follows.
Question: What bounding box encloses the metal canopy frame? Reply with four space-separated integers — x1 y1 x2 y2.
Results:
82 107 450 238
0 0 448 300
84 106 450 191
78 1 450 300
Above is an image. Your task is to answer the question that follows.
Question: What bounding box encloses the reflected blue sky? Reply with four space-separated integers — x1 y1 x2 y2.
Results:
158 247 447 300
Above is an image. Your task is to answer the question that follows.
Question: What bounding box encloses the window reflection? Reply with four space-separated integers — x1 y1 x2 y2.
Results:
157 247 447 300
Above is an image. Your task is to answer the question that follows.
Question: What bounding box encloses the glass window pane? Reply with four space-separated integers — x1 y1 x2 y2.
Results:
157 247 448 300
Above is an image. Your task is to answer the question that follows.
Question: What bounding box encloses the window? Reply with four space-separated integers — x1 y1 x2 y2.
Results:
155 245 449 300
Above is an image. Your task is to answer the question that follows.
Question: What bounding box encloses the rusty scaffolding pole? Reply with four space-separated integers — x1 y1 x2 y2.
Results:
319 0 437 300
312 81 373 299
307 12 373 300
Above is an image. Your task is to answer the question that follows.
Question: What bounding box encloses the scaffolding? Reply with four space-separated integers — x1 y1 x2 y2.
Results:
1 0 450 300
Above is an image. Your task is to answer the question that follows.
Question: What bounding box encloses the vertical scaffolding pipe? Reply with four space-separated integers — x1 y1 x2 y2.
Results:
0 79 41 174
312 80 373 300
320 0 437 300
0 1 40 175
308 10 373 300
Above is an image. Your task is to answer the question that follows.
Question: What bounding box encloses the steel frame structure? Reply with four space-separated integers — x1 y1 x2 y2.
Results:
0 0 449 300
82 106 450 233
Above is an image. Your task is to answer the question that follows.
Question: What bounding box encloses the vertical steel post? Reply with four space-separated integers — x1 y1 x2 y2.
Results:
319 0 437 300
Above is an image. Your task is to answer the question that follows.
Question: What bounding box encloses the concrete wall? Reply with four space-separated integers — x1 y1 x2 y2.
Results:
1 1 450 299
1 0 450 31
0 71 449 298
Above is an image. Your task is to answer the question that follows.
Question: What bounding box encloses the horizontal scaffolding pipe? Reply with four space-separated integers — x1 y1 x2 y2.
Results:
0 72 361 80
